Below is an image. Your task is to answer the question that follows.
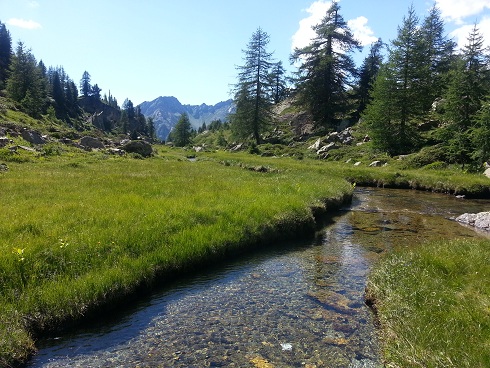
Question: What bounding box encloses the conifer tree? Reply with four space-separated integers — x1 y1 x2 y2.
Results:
354 38 384 120
291 1 361 131
6 42 46 117
363 6 427 154
0 21 11 89
440 25 489 168
80 71 91 97
171 113 192 147
269 61 288 104
231 27 275 144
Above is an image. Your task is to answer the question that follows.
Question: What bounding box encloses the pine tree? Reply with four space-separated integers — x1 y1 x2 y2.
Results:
363 6 427 154
231 27 275 144
80 71 91 97
0 21 11 89
171 113 192 147
420 5 456 110
291 1 361 131
269 61 288 104
472 97 490 167
6 42 46 117
354 38 384 120
440 25 489 168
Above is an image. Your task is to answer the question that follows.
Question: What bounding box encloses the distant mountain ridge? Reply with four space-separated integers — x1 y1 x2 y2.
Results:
139 96 234 140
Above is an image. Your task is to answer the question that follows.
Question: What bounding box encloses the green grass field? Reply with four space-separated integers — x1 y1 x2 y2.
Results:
0 148 352 366
1 145 489 367
367 238 490 368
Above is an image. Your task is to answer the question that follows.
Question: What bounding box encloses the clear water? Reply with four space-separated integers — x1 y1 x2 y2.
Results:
26 188 490 368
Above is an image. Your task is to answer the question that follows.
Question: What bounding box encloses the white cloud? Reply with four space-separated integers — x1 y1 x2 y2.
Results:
450 16 490 48
435 0 490 24
347 16 378 46
291 0 333 51
7 18 42 30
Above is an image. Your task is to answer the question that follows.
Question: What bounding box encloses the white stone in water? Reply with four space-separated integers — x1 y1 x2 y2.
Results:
280 343 293 351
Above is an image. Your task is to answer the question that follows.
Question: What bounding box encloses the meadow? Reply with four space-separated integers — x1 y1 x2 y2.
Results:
1 145 489 367
0 147 352 366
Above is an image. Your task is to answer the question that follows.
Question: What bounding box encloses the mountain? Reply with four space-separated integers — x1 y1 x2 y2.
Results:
139 96 235 140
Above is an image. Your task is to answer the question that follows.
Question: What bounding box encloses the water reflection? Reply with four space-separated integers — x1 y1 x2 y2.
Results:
27 188 489 368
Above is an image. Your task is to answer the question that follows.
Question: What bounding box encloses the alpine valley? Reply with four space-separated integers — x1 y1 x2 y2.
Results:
139 96 235 140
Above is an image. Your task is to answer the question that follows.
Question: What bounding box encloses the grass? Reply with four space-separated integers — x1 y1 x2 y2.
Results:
0 147 352 367
367 238 490 368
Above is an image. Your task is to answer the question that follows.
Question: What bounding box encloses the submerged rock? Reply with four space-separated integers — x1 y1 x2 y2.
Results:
456 211 490 231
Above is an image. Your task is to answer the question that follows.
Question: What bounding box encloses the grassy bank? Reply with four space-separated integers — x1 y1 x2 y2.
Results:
367 238 490 367
0 149 352 367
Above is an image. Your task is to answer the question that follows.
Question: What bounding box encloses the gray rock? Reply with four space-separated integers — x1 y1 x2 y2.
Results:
0 136 10 147
122 140 153 157
80 136 105 149
0 163 8 172
317 142 338 155
369 160 383 167
484 168 490 179
308 138 322 150
456 212 490 231
21 129 46 145
354 161 362 166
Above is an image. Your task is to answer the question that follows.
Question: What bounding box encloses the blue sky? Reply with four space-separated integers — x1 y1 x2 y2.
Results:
2 0 490 106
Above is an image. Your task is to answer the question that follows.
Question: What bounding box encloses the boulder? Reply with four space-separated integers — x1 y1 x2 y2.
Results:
0 136 10 148
485 168 490 179
80 136 105 149
456 211 490 231
354 161 362 166
0 163 8 172
21 129 46 145
122 140 153 157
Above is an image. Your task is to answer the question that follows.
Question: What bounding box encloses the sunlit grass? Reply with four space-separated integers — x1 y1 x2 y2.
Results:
367 238 490 368
0 150 351 366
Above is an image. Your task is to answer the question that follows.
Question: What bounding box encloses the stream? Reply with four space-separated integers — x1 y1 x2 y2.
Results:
26 188 490 368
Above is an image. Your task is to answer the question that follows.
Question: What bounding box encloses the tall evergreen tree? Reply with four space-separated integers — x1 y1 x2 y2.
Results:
171 113 192 147
231 27 275 144
354 38 384 120
363 6 427 154
6 42 46 117
472 97 490 167
440 25 489 168
0 21 11 89
420 5 456 110
269 61 288 104
80 71 91 97
291 1 361 131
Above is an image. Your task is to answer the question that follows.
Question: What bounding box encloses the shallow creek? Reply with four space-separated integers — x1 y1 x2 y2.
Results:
27 188 490 368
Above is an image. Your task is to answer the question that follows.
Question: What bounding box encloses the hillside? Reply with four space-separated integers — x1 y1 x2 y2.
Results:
139 96 234 140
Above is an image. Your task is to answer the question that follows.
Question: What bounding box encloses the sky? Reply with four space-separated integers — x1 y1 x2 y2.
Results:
1 0 490 106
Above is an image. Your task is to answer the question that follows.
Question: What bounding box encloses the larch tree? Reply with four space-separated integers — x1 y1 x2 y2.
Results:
291 1 361 131
363 5 428 154
231 27 275 145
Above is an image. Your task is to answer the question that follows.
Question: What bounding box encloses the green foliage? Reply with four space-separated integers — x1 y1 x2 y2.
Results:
231 27 275 144
367 239 490 367
170 113 192 147
291 2 361 130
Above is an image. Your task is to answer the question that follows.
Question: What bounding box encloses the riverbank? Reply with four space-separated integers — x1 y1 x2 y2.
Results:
0 151 352 367
2 149 489 367
366 237 490 367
